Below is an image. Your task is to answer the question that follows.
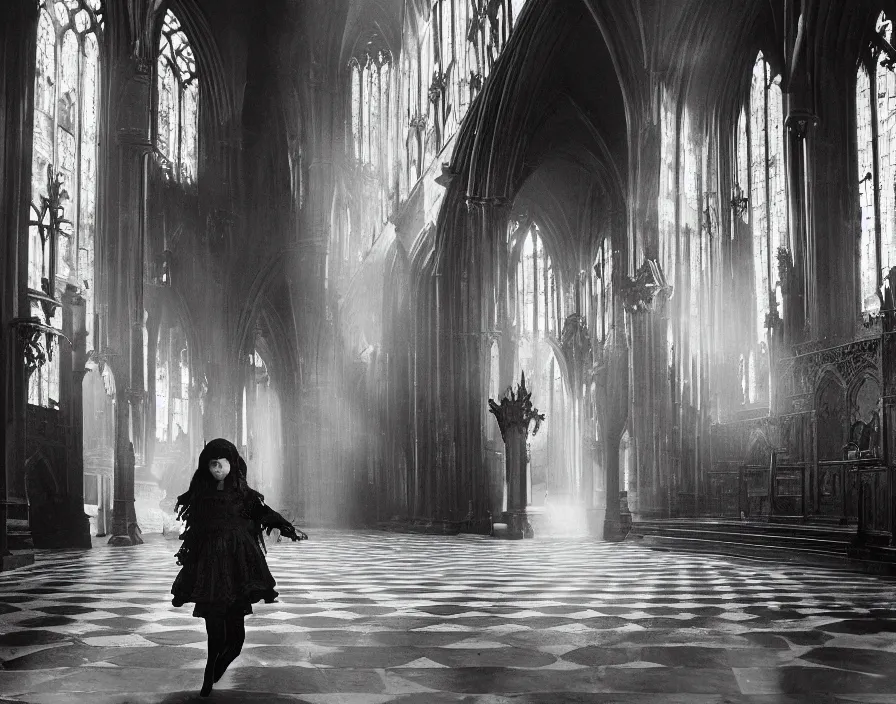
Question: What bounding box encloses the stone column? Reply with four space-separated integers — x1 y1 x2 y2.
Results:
489 373 545 538
104 54 153 546
561 311 592 506
592 340 630 541
784 112 817 347
61 285 91 548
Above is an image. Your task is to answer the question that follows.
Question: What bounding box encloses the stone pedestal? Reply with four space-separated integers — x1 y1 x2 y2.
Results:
502 510 535 539
109 441 142 546
489 374 545 541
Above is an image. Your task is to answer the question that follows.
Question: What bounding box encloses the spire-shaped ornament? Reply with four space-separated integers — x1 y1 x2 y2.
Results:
489 373 545 539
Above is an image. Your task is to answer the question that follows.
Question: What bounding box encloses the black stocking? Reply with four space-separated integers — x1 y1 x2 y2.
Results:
201 615 227 697
214 611 246 682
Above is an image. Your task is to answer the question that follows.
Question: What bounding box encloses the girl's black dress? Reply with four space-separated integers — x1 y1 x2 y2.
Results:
171 485 291 618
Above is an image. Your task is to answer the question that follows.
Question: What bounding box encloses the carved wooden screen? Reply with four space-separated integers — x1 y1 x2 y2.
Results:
817 376 847 461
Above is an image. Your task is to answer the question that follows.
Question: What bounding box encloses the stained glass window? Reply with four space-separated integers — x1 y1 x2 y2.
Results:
681 108 701 360
856 12 896 312
659 87 677 283
516 225 561 342
155 323 190 443
349 51 393 168
747 52 787 344
592 237 613 343
28 0 103 408
157 9 198 183
350 60 361 162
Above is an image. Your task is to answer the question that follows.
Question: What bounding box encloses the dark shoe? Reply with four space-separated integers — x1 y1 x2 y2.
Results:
201 654 218 696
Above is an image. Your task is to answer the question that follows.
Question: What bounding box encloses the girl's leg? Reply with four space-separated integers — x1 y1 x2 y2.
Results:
214 611 246 682
201 615 227 697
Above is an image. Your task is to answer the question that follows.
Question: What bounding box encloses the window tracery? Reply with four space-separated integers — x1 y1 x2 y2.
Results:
28 0 103 409
856 11 896 312
156 9 198 183
748 53 787 344
155 322 190 444
591 237 612 344
733 52 786 405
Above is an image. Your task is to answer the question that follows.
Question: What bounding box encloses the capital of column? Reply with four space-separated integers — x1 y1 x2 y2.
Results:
620 259 672 313
464 194 510 212
785 110 819 140
116 129 154 153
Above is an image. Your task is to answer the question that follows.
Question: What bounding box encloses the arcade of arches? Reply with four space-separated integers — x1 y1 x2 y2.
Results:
1 0 895 564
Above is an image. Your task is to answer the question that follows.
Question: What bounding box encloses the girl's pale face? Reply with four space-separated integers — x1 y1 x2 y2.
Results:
208 457 231 482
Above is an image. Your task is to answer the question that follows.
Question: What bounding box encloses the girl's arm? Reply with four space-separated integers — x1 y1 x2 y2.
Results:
249 493 307 541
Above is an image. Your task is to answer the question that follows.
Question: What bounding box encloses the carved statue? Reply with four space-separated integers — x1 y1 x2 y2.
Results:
620 259 672 312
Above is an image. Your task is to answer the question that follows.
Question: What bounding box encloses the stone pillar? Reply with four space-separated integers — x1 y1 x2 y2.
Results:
61 285 91 548
593 340 630 541
99 14 158 543
784 112 817 347
489 373 545 538
0 0 38 569
108 439 142 545
560 311 592 506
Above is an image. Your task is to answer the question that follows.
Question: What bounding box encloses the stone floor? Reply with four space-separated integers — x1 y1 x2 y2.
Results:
1 531 896 703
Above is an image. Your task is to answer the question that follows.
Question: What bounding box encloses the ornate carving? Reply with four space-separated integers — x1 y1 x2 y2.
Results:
488 373 545 442
779 338 881 400
560 313 591 386
15 320 49 379
29 164 70 303
730 182 749 219
428 69 449 106
777 246 794 296
16 164 72 380
620 259 671 312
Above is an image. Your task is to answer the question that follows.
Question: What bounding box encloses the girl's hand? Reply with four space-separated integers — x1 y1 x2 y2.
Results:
267 524 307 542
280 525 307 542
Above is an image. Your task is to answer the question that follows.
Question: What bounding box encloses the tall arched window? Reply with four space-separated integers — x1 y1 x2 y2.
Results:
28 0 103 408
515 224 562 347
591 237 612 343
155 321 190 443
156 9 198 183
856 11 896 312
747 52 787 344
681 108 701 364
349 51 393 169
732 52 785 406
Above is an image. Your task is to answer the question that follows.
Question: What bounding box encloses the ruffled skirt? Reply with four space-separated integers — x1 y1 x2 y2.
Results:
171 526 278 618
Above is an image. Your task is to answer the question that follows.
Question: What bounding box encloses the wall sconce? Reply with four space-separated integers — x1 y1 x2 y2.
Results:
730 183 749 219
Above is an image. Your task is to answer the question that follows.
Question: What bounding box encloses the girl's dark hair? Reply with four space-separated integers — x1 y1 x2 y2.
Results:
174 438 256 523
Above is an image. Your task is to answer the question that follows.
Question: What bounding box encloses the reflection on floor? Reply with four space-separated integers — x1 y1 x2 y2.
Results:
1 531 896 703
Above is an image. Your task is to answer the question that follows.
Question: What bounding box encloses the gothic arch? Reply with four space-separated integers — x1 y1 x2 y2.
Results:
816 369 848 462
151 0 236 135
744 430 772 466
847 369 881 425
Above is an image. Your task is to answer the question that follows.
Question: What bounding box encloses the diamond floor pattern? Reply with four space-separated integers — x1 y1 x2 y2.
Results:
0 531 895 702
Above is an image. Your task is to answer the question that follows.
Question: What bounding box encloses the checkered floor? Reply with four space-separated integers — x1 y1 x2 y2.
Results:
1 531 896 703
